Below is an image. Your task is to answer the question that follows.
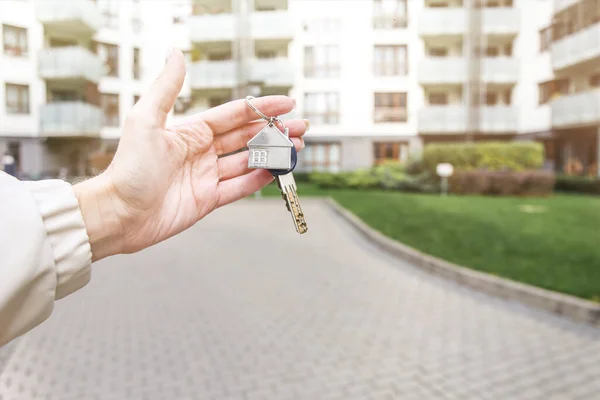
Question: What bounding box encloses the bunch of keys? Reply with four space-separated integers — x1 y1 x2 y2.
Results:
245 96 308 234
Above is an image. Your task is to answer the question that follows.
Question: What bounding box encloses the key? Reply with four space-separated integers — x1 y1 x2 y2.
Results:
274 170 308 234
244 96 308 234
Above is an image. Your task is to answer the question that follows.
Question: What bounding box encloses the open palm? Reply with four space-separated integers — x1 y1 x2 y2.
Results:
98 50 306 256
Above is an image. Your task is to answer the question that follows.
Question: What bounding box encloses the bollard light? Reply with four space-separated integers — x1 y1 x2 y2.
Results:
436 163 454 196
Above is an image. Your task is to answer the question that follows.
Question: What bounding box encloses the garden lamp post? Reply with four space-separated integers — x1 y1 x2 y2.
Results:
436 163 454 197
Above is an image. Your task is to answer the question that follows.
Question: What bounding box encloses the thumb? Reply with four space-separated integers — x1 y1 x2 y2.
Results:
139 49 186 125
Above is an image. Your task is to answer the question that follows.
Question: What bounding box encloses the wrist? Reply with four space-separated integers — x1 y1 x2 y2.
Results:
74 173 124 262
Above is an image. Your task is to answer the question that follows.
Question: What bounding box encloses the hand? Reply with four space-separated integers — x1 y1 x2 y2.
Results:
75 50 307 262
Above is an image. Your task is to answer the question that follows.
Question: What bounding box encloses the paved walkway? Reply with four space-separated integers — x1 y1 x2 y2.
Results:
1 199 600 400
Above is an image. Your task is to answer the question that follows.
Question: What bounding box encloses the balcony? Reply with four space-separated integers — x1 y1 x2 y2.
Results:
189 13 235 43
36 0 101 37
551 90 600 128
419 7 519 37
251 11 293 41
190 60 236 89
418 105 518 134
190 58 293 90
418 57 466 85
482 57 519 83
40 102 102 137
419 8 466 37
551 23 600 71
38 46 104 84
250 58 293 87
482 8 519 36
189 11 292 43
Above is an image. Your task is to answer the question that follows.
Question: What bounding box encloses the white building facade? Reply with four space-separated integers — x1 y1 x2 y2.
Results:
1 0 599 177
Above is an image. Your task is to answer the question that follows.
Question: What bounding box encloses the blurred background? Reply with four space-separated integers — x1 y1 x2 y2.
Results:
1 1 600 399
0 0 598 180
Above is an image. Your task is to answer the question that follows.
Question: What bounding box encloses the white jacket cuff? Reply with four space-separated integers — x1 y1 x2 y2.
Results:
23 180 92 299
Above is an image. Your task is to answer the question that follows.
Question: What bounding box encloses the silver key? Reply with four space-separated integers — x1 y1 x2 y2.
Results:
274 172 308 234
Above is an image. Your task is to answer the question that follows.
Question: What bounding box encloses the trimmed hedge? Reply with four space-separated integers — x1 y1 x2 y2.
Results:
310 162 437 192
423 141 544 175
448 170 555 196
555 176 600 195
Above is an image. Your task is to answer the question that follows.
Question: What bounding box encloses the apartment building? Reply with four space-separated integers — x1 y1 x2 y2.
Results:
539 0 600 176
1 0 599 178
0 0 166 178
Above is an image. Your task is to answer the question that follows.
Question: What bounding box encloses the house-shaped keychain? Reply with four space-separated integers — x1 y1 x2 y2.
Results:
247 124 294 170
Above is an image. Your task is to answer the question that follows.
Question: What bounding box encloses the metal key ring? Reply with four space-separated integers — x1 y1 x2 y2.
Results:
245 96 287 132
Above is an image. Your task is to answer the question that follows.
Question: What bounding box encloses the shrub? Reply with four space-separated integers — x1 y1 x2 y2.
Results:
449 170 555 196
422 141 544 176
555 175 600 195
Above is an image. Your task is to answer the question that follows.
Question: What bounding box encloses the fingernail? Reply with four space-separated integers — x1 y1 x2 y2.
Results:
292 99 297 111
303 119 310 132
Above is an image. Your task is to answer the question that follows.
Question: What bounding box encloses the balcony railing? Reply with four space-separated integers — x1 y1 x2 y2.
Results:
40 102 103 137
418 57 467 84
38 46 104 83
189 11 292 43
551 23 600 71
419 8 467 36
250 58 294 87
190 60 237 89
482 57 519 83
418 105 518 134
419 7 519 36
418 105 467 133
482 8 520 35
189 13 235 42
551 90 600 128
36 0 101 36
190 58 293 89
251 11 293 40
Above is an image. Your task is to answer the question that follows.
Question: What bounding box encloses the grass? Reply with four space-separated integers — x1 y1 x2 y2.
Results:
261 182 600 300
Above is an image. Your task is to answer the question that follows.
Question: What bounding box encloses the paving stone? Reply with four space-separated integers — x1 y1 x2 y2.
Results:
1 200 599 399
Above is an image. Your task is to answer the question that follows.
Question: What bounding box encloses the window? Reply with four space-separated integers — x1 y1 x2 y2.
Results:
539 26 552 52
298 143 341 172
257 50 277 59
251 149 268 166
428 47 448 57
304 46 340 78
373 0 408 29
97 0 119 29
373 142 407 165
374 45 408 76
209 97 229 108
374 93 407 123
101 93 120 127
303 18 341 33
96 43 119 77
3 25 28 57
134 95 140 104
485 92 497 105
5 84 29 114
538 78 570 104
428 92 448 105
133 47 140 80
172 1 191 23
304 93 339 125
551 0 600 42
590 73 600 88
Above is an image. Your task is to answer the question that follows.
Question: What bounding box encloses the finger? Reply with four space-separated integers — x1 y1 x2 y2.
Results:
137 49 186 125
218 137 305 181
216 169 274 208
182 95 295 135
215 119 309 156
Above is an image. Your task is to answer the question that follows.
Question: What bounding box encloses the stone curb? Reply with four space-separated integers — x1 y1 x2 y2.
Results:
324 197 600 328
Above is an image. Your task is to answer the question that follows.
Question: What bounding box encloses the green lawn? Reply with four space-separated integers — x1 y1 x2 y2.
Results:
261 183 600 300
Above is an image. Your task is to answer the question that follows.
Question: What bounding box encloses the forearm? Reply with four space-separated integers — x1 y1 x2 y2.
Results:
74 174 124 262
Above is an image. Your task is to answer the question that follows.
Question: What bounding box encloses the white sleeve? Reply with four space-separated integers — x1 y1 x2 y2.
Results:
0 172 92 346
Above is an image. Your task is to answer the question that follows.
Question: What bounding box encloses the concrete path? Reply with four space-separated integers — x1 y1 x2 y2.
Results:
1 199 599 400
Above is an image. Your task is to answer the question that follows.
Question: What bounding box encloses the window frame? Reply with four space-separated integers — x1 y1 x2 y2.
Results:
374 45 408 76
373 92 408 123
5 83 30 115
2 24 28 57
